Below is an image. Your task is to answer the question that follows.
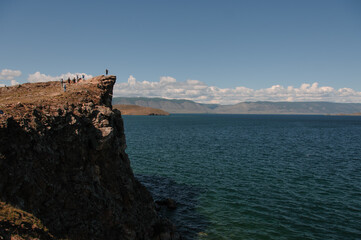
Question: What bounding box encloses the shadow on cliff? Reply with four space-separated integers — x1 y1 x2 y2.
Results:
135 174 210 240
1 109 181 239
0 114 115 239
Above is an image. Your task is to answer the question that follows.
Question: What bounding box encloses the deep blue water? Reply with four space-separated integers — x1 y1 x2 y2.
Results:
122 114 361 240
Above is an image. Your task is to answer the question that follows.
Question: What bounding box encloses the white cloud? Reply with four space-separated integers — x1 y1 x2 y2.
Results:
160 76 176 84
28 72 93 83
11 79 19 86
114 75 361 104
0 69 21 86
127 75 136 85
0 69 21 80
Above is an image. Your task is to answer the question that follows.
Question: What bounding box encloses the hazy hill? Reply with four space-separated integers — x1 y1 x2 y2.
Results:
213 101 361 114
113 97 361 115
113 97 217 113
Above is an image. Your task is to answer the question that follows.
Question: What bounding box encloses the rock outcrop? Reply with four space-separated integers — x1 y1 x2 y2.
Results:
113 104 170 116
0 76 180 240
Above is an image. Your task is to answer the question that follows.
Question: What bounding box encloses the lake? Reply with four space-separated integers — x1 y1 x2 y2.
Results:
123 114 361 240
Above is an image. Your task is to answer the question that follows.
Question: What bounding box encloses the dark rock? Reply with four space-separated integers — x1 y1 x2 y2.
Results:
155 198 177 210
0 75 181 240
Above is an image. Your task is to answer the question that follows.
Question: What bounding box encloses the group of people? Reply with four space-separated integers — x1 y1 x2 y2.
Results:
61 69 109 92
60 74 85 92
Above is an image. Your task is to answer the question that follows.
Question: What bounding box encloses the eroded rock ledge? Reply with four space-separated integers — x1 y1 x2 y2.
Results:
0 76 180 240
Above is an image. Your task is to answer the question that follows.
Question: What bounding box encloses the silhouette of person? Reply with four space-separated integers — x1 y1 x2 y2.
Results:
63 84 66 92
67 77 71 84
106 69 108 75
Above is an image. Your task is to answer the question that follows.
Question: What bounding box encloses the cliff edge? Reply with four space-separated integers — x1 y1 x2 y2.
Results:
0 76 180 240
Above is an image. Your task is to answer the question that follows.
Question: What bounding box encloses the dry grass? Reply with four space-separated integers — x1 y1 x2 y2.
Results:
0 76 108 121
0 201 47 230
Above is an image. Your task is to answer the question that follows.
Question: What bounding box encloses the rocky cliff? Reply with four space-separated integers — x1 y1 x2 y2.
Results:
0 76 180 240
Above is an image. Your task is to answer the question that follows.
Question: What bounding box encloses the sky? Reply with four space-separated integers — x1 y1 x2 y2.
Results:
1 0 361 104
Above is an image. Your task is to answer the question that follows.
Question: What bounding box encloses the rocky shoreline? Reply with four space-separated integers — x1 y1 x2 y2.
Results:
0 76 181 240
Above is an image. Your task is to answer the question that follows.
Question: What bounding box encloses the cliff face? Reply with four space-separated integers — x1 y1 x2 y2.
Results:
0 76 179 240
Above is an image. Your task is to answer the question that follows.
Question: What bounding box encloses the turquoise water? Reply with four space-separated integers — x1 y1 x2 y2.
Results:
122 114 361 240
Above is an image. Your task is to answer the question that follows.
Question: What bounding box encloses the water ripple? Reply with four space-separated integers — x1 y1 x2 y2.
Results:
124 115 361 240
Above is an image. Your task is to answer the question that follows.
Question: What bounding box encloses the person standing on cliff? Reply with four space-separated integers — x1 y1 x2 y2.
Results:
63 83 66 92
61 78 64 87
106 69 108 75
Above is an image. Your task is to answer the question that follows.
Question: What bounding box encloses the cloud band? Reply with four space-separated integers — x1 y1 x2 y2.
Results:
113 75 361 104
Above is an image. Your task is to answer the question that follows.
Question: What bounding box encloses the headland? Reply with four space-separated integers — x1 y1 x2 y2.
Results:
113 104 170 116
0 76 180 240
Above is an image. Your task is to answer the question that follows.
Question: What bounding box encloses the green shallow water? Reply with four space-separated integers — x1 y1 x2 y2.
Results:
123 114 361 240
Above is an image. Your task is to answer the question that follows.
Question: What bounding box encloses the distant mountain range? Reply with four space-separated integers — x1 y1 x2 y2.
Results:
113 97 361 115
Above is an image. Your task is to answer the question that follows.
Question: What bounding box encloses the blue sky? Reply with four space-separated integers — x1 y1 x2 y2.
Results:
1 0 361 104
